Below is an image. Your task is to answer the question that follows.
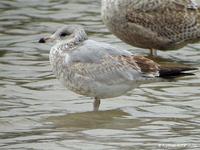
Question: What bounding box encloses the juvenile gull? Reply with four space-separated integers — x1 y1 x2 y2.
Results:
39 25 194 111
101 0 200 55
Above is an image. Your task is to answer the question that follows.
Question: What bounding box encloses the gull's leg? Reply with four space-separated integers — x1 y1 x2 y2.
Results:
150 48 157 56
93 97 101 111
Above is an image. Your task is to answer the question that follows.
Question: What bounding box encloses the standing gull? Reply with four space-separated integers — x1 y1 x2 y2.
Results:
101 0 200 55
39 25 195 111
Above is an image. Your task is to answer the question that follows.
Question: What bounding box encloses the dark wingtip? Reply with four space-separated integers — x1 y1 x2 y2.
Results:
38 38 46 43
159 66 198 78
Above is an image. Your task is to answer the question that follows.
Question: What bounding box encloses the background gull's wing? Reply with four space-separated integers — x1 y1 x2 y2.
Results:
127 0 200 46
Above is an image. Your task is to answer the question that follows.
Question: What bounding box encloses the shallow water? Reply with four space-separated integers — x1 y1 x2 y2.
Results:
0 0 200 150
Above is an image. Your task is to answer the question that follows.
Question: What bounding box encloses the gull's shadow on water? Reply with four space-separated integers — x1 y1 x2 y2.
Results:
46 109 142 131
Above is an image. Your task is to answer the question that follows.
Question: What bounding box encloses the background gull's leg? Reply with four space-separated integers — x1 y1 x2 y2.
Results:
93 97 101 111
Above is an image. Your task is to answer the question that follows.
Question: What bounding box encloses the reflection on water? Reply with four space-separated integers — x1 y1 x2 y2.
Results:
0 0 200 149
47 110 141 131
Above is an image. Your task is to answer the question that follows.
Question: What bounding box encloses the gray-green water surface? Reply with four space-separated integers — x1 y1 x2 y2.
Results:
0 0 200 149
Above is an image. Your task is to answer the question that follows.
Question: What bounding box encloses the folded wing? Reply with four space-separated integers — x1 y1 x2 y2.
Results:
67 55 159 86
127 0 200 44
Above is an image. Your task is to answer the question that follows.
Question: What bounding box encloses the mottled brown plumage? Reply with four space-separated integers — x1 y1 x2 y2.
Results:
39 25 196 111
102 0 200 54
132 56 160 74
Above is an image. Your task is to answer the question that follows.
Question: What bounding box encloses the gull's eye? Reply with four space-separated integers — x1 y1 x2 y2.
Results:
60 32 68 37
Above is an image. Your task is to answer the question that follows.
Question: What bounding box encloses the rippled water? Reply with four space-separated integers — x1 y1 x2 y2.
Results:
0 0 200 150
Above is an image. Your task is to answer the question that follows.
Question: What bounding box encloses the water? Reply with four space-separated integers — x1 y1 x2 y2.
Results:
0 0 200 149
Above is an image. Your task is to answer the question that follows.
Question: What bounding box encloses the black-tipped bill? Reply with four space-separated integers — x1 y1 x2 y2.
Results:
39 38 46 43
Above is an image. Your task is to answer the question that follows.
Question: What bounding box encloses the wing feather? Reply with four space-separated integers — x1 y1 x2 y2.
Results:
67 55 159 86
127 0 200 44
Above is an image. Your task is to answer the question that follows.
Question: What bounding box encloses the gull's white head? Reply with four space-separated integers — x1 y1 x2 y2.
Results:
39 25 88 43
